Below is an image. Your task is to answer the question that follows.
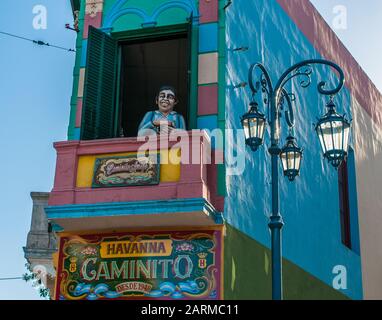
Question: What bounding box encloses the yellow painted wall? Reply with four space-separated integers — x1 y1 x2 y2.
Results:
76 149 181 187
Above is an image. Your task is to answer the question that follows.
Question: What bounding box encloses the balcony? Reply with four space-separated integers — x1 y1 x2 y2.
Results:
46 130 224 231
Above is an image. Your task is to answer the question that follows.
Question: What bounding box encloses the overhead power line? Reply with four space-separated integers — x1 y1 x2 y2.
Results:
0 30 76 53
0 277 23 281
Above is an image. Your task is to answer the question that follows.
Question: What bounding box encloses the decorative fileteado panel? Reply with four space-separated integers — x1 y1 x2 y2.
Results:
55 227 223 300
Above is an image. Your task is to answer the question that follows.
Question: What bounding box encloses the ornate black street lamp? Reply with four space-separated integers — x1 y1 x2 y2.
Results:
280 136 303 181
315 100 351 168
240 59 351 300
241 101 266 151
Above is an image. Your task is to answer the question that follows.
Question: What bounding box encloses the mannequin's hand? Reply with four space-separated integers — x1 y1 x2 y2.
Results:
153 120 174 127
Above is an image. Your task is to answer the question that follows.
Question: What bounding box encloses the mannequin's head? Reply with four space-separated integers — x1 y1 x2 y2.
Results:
155 86 178 115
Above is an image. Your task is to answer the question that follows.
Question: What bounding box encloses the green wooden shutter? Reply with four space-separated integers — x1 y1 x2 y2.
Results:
81 26 118 140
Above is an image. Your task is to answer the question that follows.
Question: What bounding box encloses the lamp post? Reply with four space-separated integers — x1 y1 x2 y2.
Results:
240 59 351 300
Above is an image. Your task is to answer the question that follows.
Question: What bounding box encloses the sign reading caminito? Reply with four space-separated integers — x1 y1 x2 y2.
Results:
55 229 223 300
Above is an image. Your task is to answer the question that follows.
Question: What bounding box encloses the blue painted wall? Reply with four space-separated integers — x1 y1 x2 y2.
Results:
224 0 362 299
199 23 219 53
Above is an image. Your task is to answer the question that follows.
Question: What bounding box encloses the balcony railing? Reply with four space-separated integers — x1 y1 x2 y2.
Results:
46 131 224 231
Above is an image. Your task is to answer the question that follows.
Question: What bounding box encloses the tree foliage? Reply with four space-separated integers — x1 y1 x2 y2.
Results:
22 263 51 299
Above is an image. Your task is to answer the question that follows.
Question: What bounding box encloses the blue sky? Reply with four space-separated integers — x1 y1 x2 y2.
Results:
0 0 75 299
0 0 380 300
310 0 382 92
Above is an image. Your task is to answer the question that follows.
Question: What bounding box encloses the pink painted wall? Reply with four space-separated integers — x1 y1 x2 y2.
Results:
198 85 218 115
199 0 218 23
83 12 103 39
49 132 223 212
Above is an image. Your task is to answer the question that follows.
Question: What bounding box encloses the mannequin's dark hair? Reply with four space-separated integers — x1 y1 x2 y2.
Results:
156 85 178 102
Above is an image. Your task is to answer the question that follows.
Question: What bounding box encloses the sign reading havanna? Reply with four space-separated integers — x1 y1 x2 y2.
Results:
55 229 222 300
100 239 173 258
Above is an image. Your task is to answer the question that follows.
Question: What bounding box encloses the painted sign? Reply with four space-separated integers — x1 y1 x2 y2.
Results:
92 154 159 187
55 229 223 300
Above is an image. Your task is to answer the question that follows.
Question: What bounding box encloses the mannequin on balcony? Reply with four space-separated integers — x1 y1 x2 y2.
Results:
137 86 186 136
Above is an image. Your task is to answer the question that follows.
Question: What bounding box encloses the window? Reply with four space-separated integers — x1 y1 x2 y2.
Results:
81 26 191 140
338 159 351 249
118 34 189 137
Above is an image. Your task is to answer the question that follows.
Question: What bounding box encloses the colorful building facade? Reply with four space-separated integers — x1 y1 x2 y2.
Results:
24 0 382 300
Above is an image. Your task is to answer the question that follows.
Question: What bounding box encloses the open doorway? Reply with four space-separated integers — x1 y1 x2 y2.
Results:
118 33 189 137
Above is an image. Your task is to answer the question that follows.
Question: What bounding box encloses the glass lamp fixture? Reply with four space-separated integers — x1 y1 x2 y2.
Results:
280 136 303 181
241 101 267 151
315 101 351 168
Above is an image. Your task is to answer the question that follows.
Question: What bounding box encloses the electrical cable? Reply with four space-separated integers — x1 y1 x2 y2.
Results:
0 30 76 52
0 277 23 281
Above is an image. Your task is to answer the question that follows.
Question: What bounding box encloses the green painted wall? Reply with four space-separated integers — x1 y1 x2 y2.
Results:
217 0 226 197
68 0 86 140
103 0 198 32
224 224 349 300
